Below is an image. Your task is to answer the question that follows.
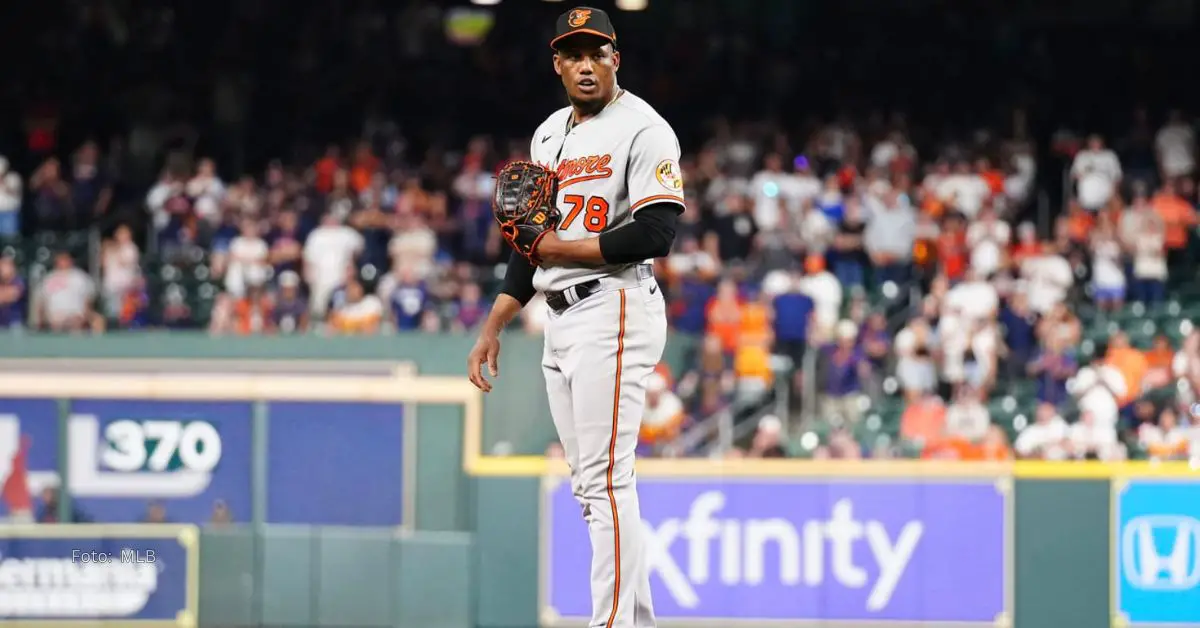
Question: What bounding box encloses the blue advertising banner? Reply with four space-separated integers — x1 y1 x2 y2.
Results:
266 401 408 526
0 524 198 627
0 398 252 524
541 477 1011 625
1115 479 1200 626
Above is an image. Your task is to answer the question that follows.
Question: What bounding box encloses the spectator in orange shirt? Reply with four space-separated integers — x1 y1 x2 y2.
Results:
734 340 773 400
733 291 775 400
1140 335 1177 391
1151 178 1197 265
1105 331 1149 407
705 278 744 355
922 436 976 460
976 157 1005 196
978 425 1014 460
229 283 273 335
349 141 380 194
900 390 947 451
936 213 968 282
738 295 771 346
314 144 342 195
1145 334 1175 371
1062 201 1095 250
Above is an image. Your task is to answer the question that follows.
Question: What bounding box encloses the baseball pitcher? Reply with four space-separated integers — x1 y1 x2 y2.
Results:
467 7 684 628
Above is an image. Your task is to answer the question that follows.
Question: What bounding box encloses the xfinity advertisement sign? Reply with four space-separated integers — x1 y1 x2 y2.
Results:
540 476 1011 625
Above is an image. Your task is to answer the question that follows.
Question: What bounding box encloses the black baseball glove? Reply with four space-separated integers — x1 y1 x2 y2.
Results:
493 161 561 264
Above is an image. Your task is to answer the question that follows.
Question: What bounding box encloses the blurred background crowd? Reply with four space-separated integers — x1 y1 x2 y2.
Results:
2 0 1200 464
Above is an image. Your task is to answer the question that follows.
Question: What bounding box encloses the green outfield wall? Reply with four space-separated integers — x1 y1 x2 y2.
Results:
183 477 1121 628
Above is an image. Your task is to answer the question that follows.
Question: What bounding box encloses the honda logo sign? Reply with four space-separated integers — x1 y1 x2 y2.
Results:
1122 515 1200 591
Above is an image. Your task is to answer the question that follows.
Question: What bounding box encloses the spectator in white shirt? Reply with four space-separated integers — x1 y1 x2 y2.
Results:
937 160 990 219
798 254 841 343
1155 110 1195 180
1066 410 1120 461
1003 148 1037 208
965 205 1011 278
791 157 822 205
1130 207 1168 305
945 387 991 442
749 153 799 232
1118 187 1160 251
667 236 720 280
186 158 226 225
937 302 997 394
1071 134 1123 212
36 252 96 333
1173 331 1200 409
796 198 834 253
893 317 938 400
452 155 496 205
1089 223 1126 312
1021 242 1074 315
1014 402 1071 460
947 267 1000 323
863 189 917 285
1070 366 1121 433
638 372 688 451
0 157 22 236
224 219 271 298
145 169 185 234
304 213 364 317
1138 407 1193 461
389 211 438 280
922 159 952 200
100 225 141 317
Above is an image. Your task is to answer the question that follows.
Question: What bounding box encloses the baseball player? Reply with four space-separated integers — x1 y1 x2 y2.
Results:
467 7 684 628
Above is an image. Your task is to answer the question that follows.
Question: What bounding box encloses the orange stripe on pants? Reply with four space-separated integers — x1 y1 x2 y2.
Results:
604 289 626 628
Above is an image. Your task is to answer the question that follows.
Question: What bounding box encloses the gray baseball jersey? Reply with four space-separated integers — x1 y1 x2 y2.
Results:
530 91 685 293
532 90 680 628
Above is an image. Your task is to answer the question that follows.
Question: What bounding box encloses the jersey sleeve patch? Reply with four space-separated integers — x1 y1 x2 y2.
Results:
655 159 683 191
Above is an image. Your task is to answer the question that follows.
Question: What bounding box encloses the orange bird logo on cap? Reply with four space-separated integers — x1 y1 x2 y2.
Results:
567 9 592 28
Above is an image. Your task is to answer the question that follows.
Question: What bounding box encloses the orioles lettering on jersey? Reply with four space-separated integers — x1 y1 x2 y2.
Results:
557 154 614 188
528 90 683 293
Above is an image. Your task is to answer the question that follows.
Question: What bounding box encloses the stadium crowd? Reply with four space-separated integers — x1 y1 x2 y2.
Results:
2 0 1200 466
3 105 1200 465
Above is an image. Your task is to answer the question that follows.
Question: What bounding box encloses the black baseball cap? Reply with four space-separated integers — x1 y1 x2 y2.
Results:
551 7 617 50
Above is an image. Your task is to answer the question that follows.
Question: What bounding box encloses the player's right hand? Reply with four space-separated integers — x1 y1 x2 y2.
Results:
467 332 501 393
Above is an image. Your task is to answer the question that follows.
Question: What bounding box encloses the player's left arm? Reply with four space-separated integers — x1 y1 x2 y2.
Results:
536 124 684 265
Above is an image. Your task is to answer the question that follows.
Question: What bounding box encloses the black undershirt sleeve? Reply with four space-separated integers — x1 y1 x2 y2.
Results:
499 249 537 305
598 202 682 264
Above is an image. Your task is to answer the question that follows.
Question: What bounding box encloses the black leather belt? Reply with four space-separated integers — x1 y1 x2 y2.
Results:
545 279 601 314
545 264 652 314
